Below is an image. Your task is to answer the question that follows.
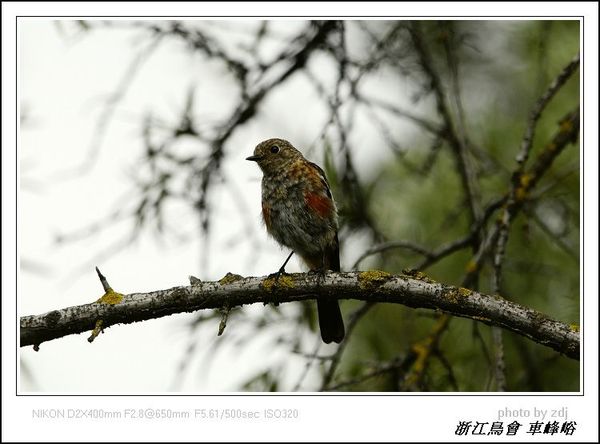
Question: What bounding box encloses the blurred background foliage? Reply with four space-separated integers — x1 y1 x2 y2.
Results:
28 19 579 392
334 20 579 391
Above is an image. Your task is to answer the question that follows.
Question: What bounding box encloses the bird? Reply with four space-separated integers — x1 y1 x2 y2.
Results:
246 138 345 343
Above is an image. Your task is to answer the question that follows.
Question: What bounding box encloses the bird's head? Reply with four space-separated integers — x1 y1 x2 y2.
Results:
246 138 302 174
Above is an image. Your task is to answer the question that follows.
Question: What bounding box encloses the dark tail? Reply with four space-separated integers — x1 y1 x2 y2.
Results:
317 233 344 343
317 299 345 344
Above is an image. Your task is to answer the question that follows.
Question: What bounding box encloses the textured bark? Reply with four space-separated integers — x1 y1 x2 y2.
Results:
20 271 579 359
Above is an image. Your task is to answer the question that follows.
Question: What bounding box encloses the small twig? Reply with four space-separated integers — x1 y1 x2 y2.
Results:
493 54 580 292
486 54 578 390
291 337 324 392
352 241 432 270
355 93 443 136
409 21 483 230
492 53 579 285
95 266 111 292
491 107 580 292
434 348 459 391
324 356 407 391
491 326 507 391
464 107 579 289
515 53 580 166
527 207 579 262
403 313 450 390
354 196 507 273
217 305 231 336
471 321 493 367
415 196 506 270
87 320 104 343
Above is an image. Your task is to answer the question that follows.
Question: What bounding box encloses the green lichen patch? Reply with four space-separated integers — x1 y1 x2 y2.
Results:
96 288 124 305
218 272 244 285
569 324 580 332
261 274 295 292
358 270 392 289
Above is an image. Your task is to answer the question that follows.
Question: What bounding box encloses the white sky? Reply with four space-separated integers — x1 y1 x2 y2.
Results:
18 18 413 393
15 16 518 392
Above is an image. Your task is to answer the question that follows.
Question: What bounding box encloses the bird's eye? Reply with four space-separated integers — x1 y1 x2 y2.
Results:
270 145 280 154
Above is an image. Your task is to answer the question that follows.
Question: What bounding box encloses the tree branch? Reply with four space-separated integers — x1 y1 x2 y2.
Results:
20 271 579 360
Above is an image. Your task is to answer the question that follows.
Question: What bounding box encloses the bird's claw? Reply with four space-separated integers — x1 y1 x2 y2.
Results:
308 267 327 276
308 267 328 285
268 267 289 282
264 267 290 307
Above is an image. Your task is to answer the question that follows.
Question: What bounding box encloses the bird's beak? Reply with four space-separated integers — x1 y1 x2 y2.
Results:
246 155 263 162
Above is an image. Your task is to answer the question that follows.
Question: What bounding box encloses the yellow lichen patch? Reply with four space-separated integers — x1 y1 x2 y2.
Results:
261 274 294 292
402 269 434 283
92 319 104 337
569 324 580 332
515 173 534 202
515 186 528 202
457 287 472 297
87 319 107 343
519 173 533 188
411 341 430 366
444 287 471 304
444 288 460 304
465 260 478 274
218 272 244 285
358 270 392 289
560 119 573 133
96 288 124 305
404 340 432 386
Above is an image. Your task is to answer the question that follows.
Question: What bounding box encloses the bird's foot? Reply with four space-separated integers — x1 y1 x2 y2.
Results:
264 266 291 307
308 267 328 285
268 265 289 282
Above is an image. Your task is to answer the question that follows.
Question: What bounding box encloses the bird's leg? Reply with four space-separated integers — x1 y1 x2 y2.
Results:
268 251 294 281
264 251 295 307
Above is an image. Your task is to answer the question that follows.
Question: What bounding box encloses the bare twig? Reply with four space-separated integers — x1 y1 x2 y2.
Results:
527 206 579 262
353 196 506 272
491 326 507 391
465 107 580 288
403 313 450 390
492 54 580 293
324 356 407 391
515 53 580 166
95 266 111 292
434 348 459 391
352 241 433 270
409 21 483 228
